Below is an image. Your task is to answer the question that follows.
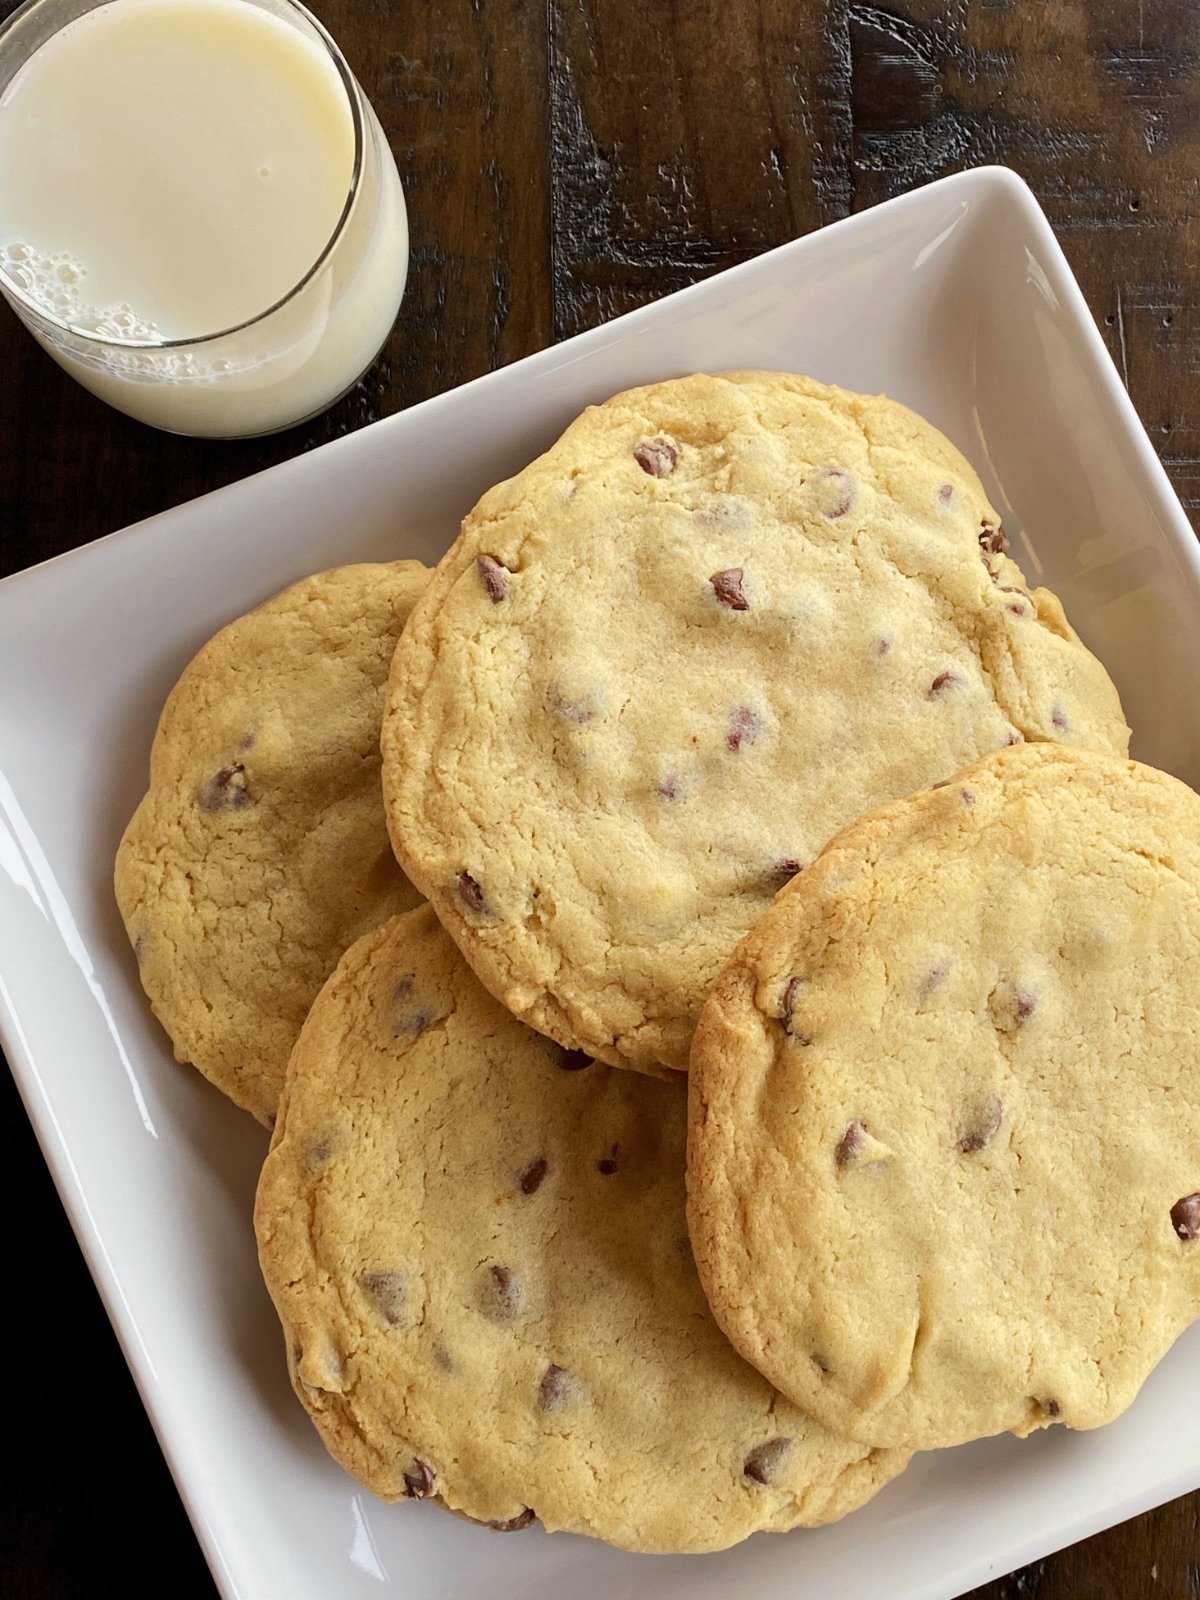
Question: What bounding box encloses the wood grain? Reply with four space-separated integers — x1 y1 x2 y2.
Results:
1 1 1197 1595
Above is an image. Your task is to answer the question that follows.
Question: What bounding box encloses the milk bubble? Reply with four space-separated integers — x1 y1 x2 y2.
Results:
0 240 256 381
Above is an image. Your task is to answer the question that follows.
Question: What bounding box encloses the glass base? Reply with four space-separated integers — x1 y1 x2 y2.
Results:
142 337 394 440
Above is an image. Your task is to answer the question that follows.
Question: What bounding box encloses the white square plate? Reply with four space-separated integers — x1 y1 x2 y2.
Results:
2 166 1199 1600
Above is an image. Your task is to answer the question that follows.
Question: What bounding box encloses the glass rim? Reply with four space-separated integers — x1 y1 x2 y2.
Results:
0 0 366 350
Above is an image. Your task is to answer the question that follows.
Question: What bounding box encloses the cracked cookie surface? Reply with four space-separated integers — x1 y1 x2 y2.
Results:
115 561 428 1125
254 906 908 1552
687 743 1200 1452
381 372 1129 1074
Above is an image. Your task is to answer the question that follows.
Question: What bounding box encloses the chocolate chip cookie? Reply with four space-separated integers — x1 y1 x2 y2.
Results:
688 743 1200 1452
255 905 907 1552
115 562 427 1125
381 372 1129 1074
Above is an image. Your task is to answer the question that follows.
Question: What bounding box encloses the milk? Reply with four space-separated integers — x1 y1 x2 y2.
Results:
0 0 408 436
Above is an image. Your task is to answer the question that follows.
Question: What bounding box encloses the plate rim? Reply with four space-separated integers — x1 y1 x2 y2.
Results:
2 162 1198 1600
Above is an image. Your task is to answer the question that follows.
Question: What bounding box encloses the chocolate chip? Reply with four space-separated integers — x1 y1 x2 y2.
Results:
919 960 950 997
959 1094 1004 1154
433 1339 456 1374
1052 703 1070 732
657 774 682 801
549 690 598 724
556 1047 592 1071
197 762 251 813
489 1508 536 1532
457 871 486 914
519 1157 548 1195
397 1007 434 1039
928 670 963 698
874 634 893 656
307 1135 334 1167
1171 1193 1200 1240
835 1120 866 1166
693 495 750 528
476 553 509 603
484 1264 526 1321
998 579 1036 614
996 584 1029 618
989 980 1038 1033
403 1458 436 1499
597 1143 619 1175
726 704 762 752
360 1271 408 1327
1005 729 1024 746
1043 1398 1061 1418
781 976 811 1044
938 483 955 506
816 466 855 518
979 519 1007 557
634 435 678 477
743 1437 792 1485
710 567 749 610
768 857 803 891
960 788 976 806
391 974 435 1037
537 1363 578 1409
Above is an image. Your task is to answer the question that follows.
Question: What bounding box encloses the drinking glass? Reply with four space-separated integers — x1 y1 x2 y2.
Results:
0 0 409 437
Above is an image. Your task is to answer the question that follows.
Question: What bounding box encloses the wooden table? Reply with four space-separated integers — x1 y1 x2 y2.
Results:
1 1 1197 1594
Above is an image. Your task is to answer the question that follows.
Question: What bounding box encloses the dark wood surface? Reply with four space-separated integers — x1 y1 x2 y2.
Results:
1 1 1198 1595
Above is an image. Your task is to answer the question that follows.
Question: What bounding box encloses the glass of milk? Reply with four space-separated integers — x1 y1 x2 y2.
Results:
0 0 409 437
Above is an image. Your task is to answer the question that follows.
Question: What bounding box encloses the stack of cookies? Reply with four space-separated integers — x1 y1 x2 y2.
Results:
116 372 1200 1555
